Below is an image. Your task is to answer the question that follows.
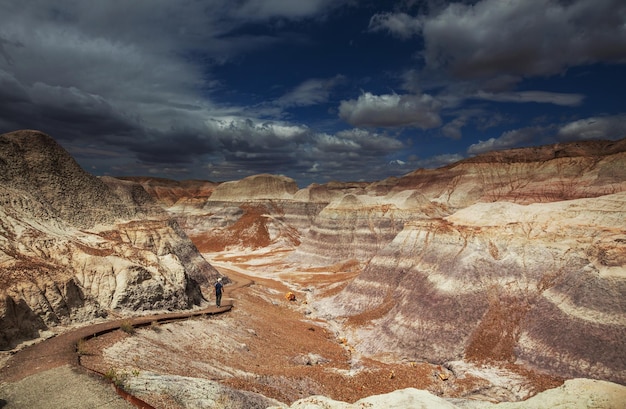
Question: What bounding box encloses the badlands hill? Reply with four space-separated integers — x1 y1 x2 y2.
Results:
1 130 625 407
0 130 220 349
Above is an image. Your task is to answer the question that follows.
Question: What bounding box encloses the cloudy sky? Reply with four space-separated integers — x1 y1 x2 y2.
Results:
1 0 625 186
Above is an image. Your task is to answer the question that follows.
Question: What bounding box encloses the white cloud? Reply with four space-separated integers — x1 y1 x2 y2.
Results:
314 128 403 154
441 116 468 140
277 75 345 108
334 128 404 152
558 115 626 141
206 117 310 147
368 12 422 39
467 127 544 155
338 92 442 128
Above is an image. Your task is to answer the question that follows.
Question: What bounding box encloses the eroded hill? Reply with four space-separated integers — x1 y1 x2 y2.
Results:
0 130 221 349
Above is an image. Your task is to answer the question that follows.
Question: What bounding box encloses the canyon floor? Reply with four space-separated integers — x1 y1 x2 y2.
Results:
74 249 563 408
0 250 567 409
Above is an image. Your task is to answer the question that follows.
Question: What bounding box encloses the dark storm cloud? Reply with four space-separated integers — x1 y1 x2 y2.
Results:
467 114 626 155
371 0 626 78
0 0 375 183
130 129 221 164
0 69 139 139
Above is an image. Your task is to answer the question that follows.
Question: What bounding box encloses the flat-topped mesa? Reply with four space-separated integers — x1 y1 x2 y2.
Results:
208 174 298 201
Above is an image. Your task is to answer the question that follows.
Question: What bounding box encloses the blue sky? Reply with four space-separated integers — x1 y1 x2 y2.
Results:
1 0 625 187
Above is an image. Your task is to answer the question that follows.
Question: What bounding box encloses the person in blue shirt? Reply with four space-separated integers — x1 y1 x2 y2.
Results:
215 277 223 307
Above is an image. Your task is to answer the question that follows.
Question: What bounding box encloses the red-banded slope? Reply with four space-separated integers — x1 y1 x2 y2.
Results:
319 193 626 383
394 138 626 207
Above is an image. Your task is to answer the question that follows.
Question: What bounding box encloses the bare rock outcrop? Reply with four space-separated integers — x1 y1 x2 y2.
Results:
118 176 219 208
291 190 448 266
0 130 219 349
0 130 140 228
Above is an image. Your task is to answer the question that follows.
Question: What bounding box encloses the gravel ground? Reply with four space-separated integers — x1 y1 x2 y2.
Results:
0 365 133 409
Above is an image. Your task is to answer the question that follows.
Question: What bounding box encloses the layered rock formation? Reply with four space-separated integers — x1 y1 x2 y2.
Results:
148 137 626 387
394 138 626 208
318 192 626 384
0 130 219 349
118 176 219 208
1 129 624 402
289 190 447 266
210 174 298 201
304 141 626 385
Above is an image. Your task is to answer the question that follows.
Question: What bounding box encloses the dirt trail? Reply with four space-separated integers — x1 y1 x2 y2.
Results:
0 305 232 384
0 269 262 385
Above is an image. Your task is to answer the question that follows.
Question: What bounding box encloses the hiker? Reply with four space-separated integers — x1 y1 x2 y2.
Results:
215 277 223 307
